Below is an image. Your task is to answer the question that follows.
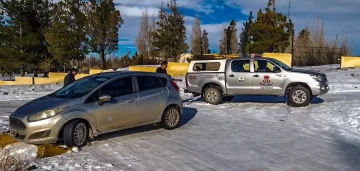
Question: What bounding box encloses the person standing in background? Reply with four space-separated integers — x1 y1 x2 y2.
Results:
63 68 78 87
156 61 168 74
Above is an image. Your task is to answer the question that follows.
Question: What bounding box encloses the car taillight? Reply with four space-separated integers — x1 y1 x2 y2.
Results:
170 80 180 92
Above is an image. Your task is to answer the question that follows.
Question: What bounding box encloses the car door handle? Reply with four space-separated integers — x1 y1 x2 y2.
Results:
253 74 259 77
229 74 234 77
160 90 167 94
126 99 135 103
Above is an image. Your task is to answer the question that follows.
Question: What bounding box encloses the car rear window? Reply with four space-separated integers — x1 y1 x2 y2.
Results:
158 76 168 87
193 62 220 71
137 76 162 91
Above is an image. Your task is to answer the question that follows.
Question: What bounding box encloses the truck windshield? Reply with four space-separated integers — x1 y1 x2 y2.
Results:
269 58 292 71
51 76 110 99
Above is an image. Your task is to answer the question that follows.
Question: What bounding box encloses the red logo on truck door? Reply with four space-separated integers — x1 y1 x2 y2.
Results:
260 75 273 86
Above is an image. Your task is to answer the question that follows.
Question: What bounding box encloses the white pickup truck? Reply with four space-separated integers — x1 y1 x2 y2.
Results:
184 57 329 107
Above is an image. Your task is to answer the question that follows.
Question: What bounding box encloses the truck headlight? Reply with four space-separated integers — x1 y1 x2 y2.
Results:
27 108 65 122
311 74 324 82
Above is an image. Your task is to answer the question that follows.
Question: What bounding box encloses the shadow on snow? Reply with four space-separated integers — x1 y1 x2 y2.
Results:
94 107 198 142
183 95 324 104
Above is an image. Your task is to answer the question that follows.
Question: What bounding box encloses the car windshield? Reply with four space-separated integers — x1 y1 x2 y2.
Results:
268 58 292 71
51 76 110 99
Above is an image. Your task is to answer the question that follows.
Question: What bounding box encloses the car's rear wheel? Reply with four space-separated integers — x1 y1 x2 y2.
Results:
204 87 223 105
288 85 311 107
63 120 88 147
162 106 181 130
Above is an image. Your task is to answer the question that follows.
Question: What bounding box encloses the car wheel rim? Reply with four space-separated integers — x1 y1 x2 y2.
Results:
74 123 87 146
206 90 218 102
292 90 307 104
165 109 180 127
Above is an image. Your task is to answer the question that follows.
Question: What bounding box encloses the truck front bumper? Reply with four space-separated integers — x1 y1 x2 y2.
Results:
312 82 330 96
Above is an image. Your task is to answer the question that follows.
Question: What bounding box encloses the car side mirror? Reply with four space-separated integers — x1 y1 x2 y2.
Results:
98 94 111 105
273 66 281 73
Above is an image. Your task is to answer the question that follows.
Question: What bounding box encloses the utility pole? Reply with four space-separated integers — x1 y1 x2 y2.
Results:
288 0 295 67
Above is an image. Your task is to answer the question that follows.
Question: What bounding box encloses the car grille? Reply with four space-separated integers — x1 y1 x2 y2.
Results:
9 117 26 130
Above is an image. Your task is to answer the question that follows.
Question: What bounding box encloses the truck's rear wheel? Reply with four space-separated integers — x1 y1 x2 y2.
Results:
288 85 311 107
204 87 223 105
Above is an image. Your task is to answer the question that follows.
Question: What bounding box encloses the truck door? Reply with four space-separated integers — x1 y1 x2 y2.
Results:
226 59 253 95
252 59 284 95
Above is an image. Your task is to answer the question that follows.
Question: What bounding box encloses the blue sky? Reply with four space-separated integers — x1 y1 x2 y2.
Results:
116 0 360 56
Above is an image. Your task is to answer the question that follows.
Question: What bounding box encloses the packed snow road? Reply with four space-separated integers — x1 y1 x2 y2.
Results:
1 67 360 171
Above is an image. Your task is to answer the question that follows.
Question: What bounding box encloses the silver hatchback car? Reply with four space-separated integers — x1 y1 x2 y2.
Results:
8 71 183 147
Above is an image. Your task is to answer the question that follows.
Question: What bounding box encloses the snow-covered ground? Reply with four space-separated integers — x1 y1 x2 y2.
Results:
1 67 360 170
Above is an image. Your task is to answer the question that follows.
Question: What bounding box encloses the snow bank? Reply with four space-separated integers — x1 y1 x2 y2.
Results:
0 142 38 171
0 84 62 102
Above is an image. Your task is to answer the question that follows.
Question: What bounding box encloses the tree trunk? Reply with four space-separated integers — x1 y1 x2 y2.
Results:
100 49 106 69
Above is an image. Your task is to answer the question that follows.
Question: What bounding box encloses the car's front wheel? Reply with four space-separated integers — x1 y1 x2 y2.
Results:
288 85 311 107
63 120 88 147
161 106 181 130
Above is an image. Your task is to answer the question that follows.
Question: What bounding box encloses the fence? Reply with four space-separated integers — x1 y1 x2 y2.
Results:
292 47 344 66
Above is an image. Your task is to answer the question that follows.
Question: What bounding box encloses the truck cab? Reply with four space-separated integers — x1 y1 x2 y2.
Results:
185 57 329 107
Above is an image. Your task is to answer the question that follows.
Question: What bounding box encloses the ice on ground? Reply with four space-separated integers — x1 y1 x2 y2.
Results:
32 153 118 171
0 66 359 170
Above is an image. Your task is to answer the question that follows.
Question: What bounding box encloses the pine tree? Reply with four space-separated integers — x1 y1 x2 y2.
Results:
136 9 149 58
239 11 253 56
190 15 202 56
1 0 52 75
219 25 227 54
85 0 124 69
248 1 291 53
46 0 88 68
152 0 188 61
202 29 209 54
227 20 238 54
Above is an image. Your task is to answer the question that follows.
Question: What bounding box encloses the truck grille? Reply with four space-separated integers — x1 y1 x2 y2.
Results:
9 117 26 130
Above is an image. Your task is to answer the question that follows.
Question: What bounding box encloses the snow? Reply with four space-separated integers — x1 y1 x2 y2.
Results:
1 66 360 170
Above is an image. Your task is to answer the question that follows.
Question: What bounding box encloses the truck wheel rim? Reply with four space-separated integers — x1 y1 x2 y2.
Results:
292 90 307 104
165 108 179 127
74 123 87 146
207 90 218 102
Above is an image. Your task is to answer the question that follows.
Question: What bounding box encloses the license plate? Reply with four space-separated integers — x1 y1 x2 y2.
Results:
9 129 18 137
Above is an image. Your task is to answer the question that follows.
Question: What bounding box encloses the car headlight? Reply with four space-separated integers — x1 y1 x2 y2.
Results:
27 108 66 122
311 74 324 82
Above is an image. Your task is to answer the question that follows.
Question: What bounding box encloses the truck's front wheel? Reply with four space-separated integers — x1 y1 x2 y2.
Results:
288 85 311 107
204 87 223 105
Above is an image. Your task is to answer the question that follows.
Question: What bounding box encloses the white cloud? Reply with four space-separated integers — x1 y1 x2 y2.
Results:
117 6 159 17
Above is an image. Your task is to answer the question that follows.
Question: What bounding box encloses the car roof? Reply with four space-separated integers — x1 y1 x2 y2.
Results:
93 71 169 78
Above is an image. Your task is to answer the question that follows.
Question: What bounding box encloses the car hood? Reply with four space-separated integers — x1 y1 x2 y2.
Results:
289 68 325 76
11 95 75 118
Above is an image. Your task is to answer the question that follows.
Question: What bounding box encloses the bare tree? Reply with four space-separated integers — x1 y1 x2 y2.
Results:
136 9 149 58
191 15 202 56
149 14 156 59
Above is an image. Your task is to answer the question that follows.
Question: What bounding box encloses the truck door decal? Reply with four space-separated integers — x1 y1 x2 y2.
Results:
260 75 273 89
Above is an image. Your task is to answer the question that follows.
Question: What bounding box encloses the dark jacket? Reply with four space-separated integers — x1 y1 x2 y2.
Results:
64 73 75 87
156 67 167 74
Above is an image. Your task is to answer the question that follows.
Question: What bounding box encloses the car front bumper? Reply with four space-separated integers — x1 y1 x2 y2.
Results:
8 115 68 145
